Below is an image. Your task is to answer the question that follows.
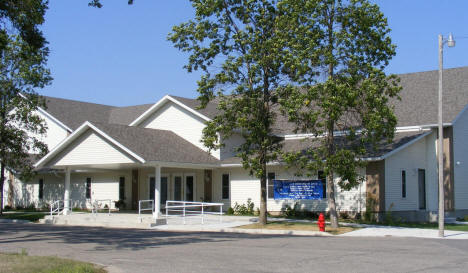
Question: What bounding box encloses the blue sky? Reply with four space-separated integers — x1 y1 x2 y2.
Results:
40 0 468 106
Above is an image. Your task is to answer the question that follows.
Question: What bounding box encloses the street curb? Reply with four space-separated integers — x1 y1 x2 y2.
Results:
0 219 30 224
152 226 334 236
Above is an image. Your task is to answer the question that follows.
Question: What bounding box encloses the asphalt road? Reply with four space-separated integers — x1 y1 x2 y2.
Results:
1 223 467 273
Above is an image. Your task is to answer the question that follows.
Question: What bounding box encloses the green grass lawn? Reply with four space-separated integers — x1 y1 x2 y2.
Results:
0 212 46 222
237 220 359 235
372 222 468 232
0 251 106 273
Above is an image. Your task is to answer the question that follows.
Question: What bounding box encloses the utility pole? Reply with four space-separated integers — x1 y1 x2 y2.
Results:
438 34 444 238
438 33 455 238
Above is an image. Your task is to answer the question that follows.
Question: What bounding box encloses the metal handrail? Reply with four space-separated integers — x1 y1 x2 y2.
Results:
138 200 154 221
165 200 223 225
49 199 72 216
91 199 112 216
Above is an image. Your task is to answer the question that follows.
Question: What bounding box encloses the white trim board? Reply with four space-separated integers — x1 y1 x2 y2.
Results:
34 121 146 168
129 95 211 126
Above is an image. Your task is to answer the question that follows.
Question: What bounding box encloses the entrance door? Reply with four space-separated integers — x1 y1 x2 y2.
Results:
418 169 426 210
185 175 195 202
149 175 168 205
173 175 182 201
161 176 168 206
149 177 155 201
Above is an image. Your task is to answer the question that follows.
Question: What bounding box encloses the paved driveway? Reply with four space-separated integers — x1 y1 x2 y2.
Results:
1 223 468 273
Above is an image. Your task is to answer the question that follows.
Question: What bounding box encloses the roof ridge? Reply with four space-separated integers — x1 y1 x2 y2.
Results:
395 65 468 77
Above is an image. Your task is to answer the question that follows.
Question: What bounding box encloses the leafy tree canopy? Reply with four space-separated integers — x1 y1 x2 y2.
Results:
169 0 295 224
277 0 400 227
0 0 51 214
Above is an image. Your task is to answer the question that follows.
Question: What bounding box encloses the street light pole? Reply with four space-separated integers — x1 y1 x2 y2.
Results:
438 33 455 238
438 34 444 238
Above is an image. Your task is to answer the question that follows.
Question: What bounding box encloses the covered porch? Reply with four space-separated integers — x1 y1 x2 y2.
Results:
33 121 221 219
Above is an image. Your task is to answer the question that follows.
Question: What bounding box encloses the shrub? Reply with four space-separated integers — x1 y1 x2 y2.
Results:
114 200 126 210
464 215 468 222
364 197 377 222
233 199 255 215
226 207 234 215
281 202 319 219
4 205 12 211
339 211 350 220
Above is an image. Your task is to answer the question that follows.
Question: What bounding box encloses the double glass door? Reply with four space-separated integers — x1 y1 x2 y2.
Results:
149 176 168 205
173 174 195 202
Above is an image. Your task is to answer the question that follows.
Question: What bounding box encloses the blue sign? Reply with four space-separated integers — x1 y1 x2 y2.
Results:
273 180 324 200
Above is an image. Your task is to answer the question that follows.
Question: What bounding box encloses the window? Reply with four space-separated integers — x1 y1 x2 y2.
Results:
401 170 406 198
222 174 230 199
86 178 92 199
38 179 44 199
119 177 125 200
267 172 275 199
318 171 326 199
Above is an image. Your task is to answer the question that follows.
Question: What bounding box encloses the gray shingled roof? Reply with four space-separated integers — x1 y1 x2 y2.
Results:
221 131 427 164
391 66 468 126
92 122 219 165
171 67 468 131
43 96 152 130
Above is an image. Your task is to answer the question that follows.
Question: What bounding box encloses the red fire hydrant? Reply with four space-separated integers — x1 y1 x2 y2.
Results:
317 213 326 232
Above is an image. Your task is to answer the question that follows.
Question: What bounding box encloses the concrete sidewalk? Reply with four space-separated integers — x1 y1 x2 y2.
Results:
341 225 468 239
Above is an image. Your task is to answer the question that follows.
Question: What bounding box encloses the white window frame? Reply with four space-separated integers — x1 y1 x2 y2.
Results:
184 173 196 202
267 172 276 200
148 173 169 202
401 169 407 199
172 173 183 201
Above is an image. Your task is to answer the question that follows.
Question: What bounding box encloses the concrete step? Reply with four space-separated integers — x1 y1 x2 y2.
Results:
40 214 155 229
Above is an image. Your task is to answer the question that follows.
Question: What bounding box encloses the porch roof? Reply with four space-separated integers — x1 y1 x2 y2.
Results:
34 121 219 169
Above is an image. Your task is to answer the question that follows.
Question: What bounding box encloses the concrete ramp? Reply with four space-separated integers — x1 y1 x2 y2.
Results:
40 212 156 229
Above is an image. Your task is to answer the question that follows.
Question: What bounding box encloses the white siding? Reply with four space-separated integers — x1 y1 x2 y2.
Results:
385 135 427 211
453 108 468 209
37 110 70 150
49 129 137 167
213 166 366 213
139 101 220 159
425 131 439 211
2 171 131 210
220 133 245 160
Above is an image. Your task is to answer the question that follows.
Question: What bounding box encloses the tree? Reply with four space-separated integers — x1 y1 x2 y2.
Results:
0 0 51 214
169 0 297 225
88 0 134 8
277 0 400 227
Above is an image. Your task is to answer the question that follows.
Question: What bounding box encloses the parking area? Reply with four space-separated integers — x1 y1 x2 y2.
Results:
1 222 468 273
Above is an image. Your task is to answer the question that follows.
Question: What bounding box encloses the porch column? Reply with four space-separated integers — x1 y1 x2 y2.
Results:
64 167 71 215
153 165 161 218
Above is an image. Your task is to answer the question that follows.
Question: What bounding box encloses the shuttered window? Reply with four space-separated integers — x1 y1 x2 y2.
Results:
222 174 230 199
86 178 92 199
401 170 406 198
119 177 125 200
38 179 44 199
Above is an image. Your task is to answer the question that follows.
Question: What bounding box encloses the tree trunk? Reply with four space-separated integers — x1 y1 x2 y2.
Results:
259 158 268 225
327 171 338 228
0 163 4 215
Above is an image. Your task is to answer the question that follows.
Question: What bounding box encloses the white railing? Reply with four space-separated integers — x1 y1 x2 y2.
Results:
50 199 72 216
165 201 223 225
50 200 63 216
138 200 154 221
91 199 112 216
